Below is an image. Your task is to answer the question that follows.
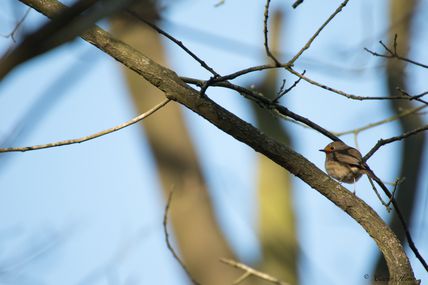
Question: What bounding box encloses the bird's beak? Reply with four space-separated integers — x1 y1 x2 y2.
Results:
319 149 326 152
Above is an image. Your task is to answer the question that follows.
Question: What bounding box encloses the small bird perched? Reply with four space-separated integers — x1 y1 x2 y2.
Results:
319 141 368 184
319 141 428 270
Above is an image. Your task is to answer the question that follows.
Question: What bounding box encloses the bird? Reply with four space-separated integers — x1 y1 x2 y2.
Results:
319 141 368 186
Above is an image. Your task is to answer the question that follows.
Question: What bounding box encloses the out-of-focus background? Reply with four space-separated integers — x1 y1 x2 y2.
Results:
0 0 427 284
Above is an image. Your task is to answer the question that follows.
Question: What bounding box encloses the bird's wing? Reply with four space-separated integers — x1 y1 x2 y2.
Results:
335 147 364 168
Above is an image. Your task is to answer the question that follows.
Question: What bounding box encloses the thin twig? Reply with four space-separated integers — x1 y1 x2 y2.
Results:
286 0 349 66
273 70 306 102
164 190 201 285
364 125 428 161
286 67 409 101
126 9 219 77
396 87 428 105
364 34 428 69
367 176 392 212
0 99 171 153
220 258 291 285
211 64 418 101
388 177 404 207
263 0 281 66
1 8 31 42
276 79 287 97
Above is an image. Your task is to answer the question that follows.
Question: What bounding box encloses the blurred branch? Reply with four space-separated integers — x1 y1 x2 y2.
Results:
214 0 225 7
163 190 201 285
0 0 134 80
0 99 170 153
76 226 155 285
113 7 239 283
333 104 427 136
220 258 291 285
1 0 99 79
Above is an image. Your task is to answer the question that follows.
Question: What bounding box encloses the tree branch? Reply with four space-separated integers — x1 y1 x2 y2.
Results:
163 190 201 285
0 99 170 153
365 34 428 69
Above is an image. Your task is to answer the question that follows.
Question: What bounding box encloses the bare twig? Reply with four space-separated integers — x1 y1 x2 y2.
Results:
396 87 428 105
367 176 392 212
386 177 405 208
163 191 201 285
273 70 306 102
364 34 428 69
1 8 31 42
126 9 225 97
391 178 404 202
286 67 409 101
126 9 219 78
220 258 290 285
0 99 171 153
364 125 428 162
287 0 349 66
276 79 287 97
211 64 417 101
263 0 281 66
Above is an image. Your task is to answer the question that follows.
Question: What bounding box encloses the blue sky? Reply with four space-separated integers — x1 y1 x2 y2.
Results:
0 0 427 284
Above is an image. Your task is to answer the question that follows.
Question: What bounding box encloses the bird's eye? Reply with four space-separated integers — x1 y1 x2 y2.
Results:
329 146 335 150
